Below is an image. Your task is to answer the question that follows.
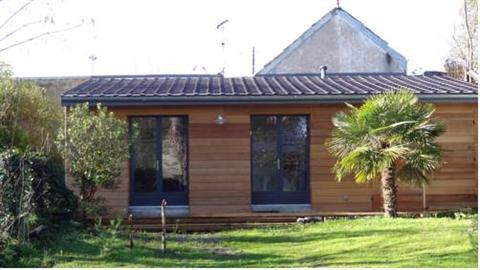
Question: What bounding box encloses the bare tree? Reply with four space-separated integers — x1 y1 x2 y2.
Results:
445 0 478 82
0 0 92 55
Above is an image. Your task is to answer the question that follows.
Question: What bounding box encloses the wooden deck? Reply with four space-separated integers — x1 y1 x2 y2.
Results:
122 210 460 232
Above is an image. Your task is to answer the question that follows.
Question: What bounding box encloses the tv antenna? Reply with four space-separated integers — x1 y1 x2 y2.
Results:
89 54 97 75
216 19 229 76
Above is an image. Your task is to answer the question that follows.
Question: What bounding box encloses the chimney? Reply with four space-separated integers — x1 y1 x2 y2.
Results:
320 66 328 78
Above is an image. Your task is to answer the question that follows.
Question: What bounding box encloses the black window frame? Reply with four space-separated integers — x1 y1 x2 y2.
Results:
250 114 311 205
128 115 189 206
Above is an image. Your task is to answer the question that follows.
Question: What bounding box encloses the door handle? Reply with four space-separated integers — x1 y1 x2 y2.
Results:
277 158 280 170
156 160 160 171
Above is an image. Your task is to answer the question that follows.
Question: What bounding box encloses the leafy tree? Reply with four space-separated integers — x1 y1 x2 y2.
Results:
0 63 62 156
0 63 76 243
326 90 444 217
56 103 132 214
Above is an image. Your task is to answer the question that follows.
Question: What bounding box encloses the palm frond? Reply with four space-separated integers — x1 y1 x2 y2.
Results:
371 120 418 134
397 164 430 187
326 88 444 185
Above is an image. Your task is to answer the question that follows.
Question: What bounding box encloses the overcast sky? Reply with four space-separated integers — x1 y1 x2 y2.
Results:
0 0 464 77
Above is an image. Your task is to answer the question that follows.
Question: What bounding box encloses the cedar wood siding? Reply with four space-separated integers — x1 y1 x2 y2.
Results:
82 103 477 217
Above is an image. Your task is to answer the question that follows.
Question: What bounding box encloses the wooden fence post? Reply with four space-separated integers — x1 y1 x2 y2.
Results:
128 214 134 249
161 199 167 253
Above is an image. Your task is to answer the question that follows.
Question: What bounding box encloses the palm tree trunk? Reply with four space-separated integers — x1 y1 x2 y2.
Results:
380 164 398 217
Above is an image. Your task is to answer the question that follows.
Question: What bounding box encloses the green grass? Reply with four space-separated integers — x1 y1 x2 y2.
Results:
14 217 478 267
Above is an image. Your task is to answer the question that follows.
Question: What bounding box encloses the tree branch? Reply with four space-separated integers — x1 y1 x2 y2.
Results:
0 19 42 44
463 0 475 71
452 33 467 62
0 0 36 32
0 23 84 54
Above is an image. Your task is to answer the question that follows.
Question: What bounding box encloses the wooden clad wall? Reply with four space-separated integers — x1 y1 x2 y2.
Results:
426 104 477 210
80 102 477 217
371 103 478 211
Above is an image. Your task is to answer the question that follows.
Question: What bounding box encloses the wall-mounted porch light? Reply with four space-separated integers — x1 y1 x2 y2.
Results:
216 114 225 125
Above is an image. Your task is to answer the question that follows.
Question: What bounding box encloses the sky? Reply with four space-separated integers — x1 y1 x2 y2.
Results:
0 0 464 77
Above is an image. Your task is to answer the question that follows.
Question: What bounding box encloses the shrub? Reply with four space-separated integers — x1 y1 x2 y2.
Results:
29 154 77 221
0 239 37 267
0 150 77 243
93 216 123 258
0 150 35 242
0 64 62 156
57 103 134 219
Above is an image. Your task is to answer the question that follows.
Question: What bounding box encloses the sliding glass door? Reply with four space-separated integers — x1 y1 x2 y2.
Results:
130 116 188 206
251 115 310 204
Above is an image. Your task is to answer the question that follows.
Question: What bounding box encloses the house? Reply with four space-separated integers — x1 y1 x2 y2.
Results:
257 7 407 75
61 72 478 218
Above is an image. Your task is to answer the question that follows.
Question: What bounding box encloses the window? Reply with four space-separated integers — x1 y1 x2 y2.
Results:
251 115 310 204
130 116 188 205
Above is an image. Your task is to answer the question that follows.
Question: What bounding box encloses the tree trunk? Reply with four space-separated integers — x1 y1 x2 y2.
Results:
380 165 398 217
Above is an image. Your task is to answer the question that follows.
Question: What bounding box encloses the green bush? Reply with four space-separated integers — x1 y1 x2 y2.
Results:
0 150 77 243
0 64 62 156
0 150 35 242
57 102 134 220
29 154 77 220
78 198 107 220
0 239 37 267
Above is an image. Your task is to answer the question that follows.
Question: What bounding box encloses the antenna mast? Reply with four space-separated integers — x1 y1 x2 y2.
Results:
89 21 98 75
216 19 229 76
89 54 97 75
252 46 256 75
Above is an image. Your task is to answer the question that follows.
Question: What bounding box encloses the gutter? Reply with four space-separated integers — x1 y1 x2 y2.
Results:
61 94 478 107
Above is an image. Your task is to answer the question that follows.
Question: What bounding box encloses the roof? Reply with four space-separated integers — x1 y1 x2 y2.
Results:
61 73 477 106
258 7 407 74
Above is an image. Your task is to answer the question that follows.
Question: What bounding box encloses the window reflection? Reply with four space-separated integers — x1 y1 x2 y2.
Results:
132 117 157 192
281 116 307 192
131 116 188 194
162 117 188 192
252 116 278 192
251 115 308 194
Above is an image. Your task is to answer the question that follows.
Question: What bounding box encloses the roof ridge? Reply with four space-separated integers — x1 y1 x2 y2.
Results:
256 72 406 77
91 74 221 79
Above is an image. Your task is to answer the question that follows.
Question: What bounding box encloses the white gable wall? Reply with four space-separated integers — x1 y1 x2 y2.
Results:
259 13 406 74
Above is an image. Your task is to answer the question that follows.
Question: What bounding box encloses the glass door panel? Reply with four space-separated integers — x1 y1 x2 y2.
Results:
252 116 278 192
280 116 308 192
251 115 310 204
130 116 188 206
162 117 188 192
131 117 158 193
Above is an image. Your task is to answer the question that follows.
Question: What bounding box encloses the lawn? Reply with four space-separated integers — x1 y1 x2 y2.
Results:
15 216 478 268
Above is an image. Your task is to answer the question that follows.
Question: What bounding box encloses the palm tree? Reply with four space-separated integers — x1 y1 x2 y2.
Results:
326 90 444 217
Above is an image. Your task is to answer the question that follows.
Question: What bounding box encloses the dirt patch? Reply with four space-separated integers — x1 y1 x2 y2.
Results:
135 232 240 258
172 233 223 244
172 233 240 258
